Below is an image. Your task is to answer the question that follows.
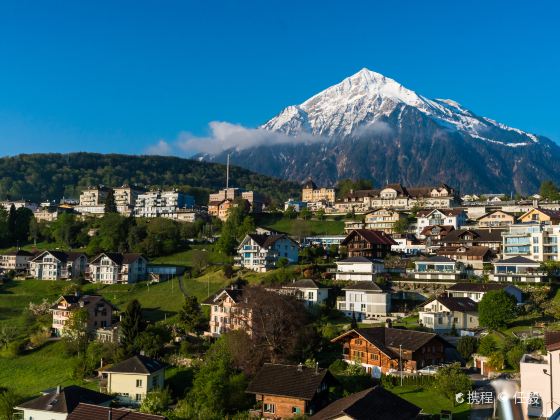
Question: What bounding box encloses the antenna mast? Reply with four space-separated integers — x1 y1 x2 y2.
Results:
226 153 230 189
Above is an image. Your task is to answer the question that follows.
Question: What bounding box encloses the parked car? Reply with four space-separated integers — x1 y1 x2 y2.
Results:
417 365 440 375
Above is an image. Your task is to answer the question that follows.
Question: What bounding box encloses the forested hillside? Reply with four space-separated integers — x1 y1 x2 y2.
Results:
0 153 300 204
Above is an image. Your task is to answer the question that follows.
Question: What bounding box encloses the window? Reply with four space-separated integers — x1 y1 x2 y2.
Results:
292 407 302 414
264 403 275 413
136 379 143 387
135 394 142 401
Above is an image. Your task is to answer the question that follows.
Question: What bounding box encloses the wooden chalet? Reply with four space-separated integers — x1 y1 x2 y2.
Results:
341 229 397 259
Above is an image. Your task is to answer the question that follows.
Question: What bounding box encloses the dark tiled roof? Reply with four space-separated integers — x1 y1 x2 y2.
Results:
426 296 478 312
90 252 144 265
441 228 504 244
420 225 455 236
283 279 325 289
332 328 443 357
32 250 85 263
342 282 383 292
16 386 112 414
310 386 421 420
51 294 110 310
417 256 456 263
246 233 296 249
416 208 464 217
1 249 34 257
436 246 492 258
494 256 539 264
337 256 383 263
447 282 513 292
342 229 397 246
67 404 166 420
201 286 244 305
527 208 560 219
545 331 560 352
246 363 331 400
104 355 164 374
302 179 318 189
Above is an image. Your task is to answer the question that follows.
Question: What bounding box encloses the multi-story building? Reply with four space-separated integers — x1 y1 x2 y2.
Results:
435 246 493 272
335 256 385 282
208 187 264 213
75 185 112 216
334 183 459 212
445 282 523 303
202 286 249 337
519 331 560 418
331 327 449 374
113 185 146 216
340 229 396 259
34 203 75 222
134 190 195 218
440 228 504 253
502 223 560 261
29 250 87 280
416 208 467 236
87 252 148 284
491 256 546 283
412 256 467 281
208 198 233 221
475 210 516 228
0 200 38 212
518 208 560 224
336 283 391 320
235 233 299 272
419 296 479 333
100 355 165 406
301 179 335 205
51 294 113 336
363 208 408 234
0 249 35 273
277 279 330 308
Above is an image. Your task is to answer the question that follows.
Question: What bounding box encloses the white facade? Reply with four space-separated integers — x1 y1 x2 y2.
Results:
416 209 467 236
491 256 546 283
87 253 148 284
337 284 391 319
502 223 560 261
235 234 299 272
279 280 329 308
29 251 87 280
418 297 479 333
0 200 38 212
413 257 466 281
134 190 195 218
335 257 385 282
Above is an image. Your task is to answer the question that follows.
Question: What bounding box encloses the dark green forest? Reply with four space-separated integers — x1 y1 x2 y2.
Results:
0 153 300 205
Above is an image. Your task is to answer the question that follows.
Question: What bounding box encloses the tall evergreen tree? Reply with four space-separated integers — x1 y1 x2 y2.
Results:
119 299 145 357
104 189 118 213
7 204 16 243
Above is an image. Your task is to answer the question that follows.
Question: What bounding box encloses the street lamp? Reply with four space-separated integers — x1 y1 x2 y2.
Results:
400 344 403 386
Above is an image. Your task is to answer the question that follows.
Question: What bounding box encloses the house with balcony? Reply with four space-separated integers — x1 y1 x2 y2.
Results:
412 256 467 281
435 245 493 273
334 256 385 282
279 279 329 308
363 208 408 234
29 250 87 280
341 229 396 259
502 223 560 262
246 363 336 418
336 282 391 320
519 331 560 418
87 252 148 284
0 249 35 274
51 294 114 337
518 208 560 224
100 355 165 406
418 296 479 333
415 208 467 237
201 286 249 337
440 228 504 253
491 256 546 283
331 327 449 375
235 233 299 272
476 210 516 228
446 282 523 303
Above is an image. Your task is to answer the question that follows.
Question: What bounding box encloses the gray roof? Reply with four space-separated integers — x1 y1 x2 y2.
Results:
342 282 383 292
103 355 164 374
337 256 384 263
417 256 456 263
16 386 112 414
282 279 327 289
495 256 539 264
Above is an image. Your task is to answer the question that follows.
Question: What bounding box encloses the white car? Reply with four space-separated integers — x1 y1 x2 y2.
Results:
417 365 439 375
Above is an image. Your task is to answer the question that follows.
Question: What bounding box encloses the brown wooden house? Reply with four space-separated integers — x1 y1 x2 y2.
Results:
246 363 337 418
331 328 449 374
341 229 396 259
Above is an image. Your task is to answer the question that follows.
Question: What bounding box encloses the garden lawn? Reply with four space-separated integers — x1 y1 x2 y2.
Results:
0 340 96 400
151 245 230 267
254 213 345 236
389 385 470 418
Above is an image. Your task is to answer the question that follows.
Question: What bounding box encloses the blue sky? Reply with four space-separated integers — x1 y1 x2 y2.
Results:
0 0 559 156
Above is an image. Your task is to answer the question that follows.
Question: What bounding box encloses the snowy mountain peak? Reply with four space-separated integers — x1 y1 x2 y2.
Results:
262 68 541 147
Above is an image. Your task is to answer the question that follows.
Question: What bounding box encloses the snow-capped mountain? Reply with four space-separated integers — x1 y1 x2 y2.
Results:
203 68 560 194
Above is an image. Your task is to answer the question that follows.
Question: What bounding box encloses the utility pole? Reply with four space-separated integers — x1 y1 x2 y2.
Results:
399 344 403 386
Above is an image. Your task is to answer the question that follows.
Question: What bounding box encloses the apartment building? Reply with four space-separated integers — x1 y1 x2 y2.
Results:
235 233 299 272
363 208 408 234
0 249 35 273
336 283 391 320
201 286 249 337
29 251 87 280
502 223 560 261
134 190 195 218
301 179 335 205
51 294 113 336
87 252 148 284
75 185 112 216
113 185 146 215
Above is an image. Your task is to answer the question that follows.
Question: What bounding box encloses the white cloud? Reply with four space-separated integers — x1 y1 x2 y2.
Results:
145 139 173 156
145 121 325 156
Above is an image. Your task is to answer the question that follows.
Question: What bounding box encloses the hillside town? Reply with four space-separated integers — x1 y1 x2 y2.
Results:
2 172 560 420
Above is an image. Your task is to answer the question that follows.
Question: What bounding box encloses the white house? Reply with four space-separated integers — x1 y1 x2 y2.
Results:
14 385 112 420
134 190 195 218
335 256 385 282
29 251 87 280
279 279 329 307
235 233 299 272
445 282 523 303
419 296 479 333
491 256 547 283
519 331 560 417
412 256 467 281
87 252 148 284
336 282 391 320
0 249 35 273
416 208 467 237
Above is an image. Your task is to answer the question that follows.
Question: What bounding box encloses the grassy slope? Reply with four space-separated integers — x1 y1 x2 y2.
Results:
390 386 470 418
254 213 345 236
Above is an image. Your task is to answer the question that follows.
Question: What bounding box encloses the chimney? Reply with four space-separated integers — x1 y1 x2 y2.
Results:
297 363 303 372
